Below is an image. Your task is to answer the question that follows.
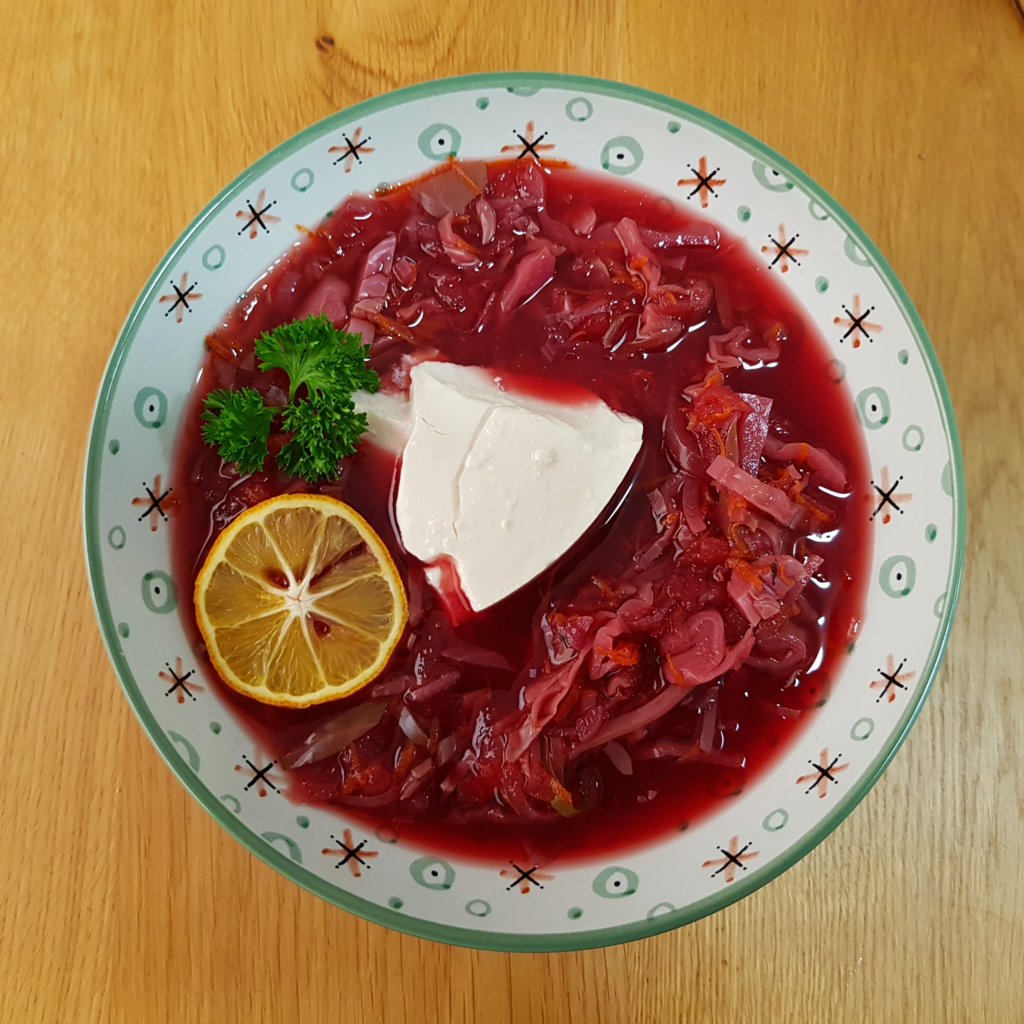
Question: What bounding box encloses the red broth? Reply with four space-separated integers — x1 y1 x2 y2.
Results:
171 161 871 864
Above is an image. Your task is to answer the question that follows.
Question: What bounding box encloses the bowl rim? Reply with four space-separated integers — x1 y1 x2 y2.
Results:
83 70 967 952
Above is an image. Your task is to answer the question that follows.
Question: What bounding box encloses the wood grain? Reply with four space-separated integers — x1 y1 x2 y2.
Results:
1 1 1021 1020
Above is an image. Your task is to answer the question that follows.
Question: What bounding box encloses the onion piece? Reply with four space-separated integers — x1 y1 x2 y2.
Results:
572 685 686 758
399 706 429 746
400 758 435 799
441 640 512 670
405 669 461 704
339 786 402 808
282 701 386 769
604 741 634 776
368 671 412 698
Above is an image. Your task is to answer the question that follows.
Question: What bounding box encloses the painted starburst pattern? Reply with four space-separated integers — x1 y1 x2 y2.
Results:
131 474 179 532
158 657 203 703
797 749 850 799
500 863 555 893
500 121 556 161
158 272 202 323
234 756 284 798
761 224 809 272
321 829 379 878
871 654 916 704
235 189 280 239
677 156 726 208
871 465 913 524
329 126 375 173
703 836 759 883
834 293 883 348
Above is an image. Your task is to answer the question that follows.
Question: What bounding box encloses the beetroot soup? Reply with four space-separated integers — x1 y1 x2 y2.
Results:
172 160 870 863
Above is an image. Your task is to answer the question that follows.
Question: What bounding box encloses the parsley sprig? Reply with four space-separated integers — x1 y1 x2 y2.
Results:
201 315 380 482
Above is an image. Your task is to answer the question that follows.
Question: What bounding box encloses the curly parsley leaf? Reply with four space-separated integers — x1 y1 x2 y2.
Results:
200 388 275 475
277 393 369 483
254 314 380 402
200 315 382 483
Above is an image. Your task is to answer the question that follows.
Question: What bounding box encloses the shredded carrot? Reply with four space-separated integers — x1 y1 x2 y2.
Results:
377 159 458 199
726 554 762 588
711 427 728 458
294 223 333 244
205 331 243 363
340 745 363 794
395 742 419 779
549 776 574 807
792 490 834 524
370 312 416 343
596 641 641 667
664 660 689 688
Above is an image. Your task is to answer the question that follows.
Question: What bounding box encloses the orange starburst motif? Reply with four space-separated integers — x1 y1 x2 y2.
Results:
234 756 283 798
158 657 204 704
703 836 759 883
870 655 916 704
761 224 809 273
158 272 202 324
131 474 180 532
235 189 280 240
322 829 379 878
797 749 849 799
500 863 555 894
329 126 375 173
677 156 726 208
500 121 556 161
870 465 913 525
834 294 883 348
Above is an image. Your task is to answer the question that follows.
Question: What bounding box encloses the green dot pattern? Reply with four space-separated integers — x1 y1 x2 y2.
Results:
141 570 177 613
646 902 675 919
879 554 916 598
409 856 455 890
565 97 593 122
133 387 168 429
417 123 462 161
600 136 644 175
592 866 639 899
851 717 875 741
856 386 891 429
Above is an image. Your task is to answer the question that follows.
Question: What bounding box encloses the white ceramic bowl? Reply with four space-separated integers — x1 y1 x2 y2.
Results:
84 73 965 951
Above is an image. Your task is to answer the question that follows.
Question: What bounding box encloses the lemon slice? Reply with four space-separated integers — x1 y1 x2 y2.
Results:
194 494 407 707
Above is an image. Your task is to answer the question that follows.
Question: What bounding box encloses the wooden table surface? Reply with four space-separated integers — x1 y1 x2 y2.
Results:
2 1 1021 1021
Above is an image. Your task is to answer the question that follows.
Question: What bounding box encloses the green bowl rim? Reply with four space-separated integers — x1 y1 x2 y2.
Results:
83 71 967 953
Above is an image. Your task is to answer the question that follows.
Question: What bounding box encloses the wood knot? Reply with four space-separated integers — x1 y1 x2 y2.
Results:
316 34 335 53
